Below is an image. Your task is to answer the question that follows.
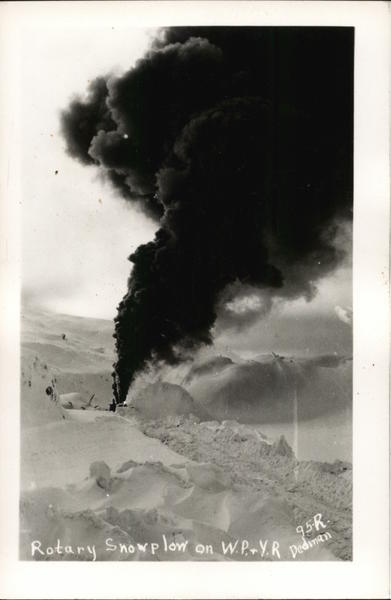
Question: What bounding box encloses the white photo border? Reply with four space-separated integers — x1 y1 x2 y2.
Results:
0 2 389 598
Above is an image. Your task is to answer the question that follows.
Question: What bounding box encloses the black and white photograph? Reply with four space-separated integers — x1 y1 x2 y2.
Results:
0 2 389 598
20 23 355 563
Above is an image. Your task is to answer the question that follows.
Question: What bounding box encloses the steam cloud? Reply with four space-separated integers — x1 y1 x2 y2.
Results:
61 27 353 403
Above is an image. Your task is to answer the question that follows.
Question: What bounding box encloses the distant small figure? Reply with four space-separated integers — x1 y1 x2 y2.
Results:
45 379 59 403
109 400 116 412
61 333 66 341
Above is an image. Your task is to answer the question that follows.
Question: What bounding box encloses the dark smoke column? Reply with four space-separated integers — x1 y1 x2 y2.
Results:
61 28 353 405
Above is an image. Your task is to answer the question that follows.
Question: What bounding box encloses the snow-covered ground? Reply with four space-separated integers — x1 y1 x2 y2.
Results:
20 305 352 561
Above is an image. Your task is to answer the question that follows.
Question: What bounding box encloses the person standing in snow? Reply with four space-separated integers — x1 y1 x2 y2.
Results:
45 378 59 404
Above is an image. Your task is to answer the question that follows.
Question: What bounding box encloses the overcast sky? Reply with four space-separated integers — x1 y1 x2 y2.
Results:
21 25 352 354
21 26 158 318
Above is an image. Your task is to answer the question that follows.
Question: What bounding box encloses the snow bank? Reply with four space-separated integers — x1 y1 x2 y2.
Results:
21 350 67 428
21 452 340 561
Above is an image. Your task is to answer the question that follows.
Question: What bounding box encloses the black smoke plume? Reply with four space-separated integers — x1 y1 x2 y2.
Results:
61 27 353 404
